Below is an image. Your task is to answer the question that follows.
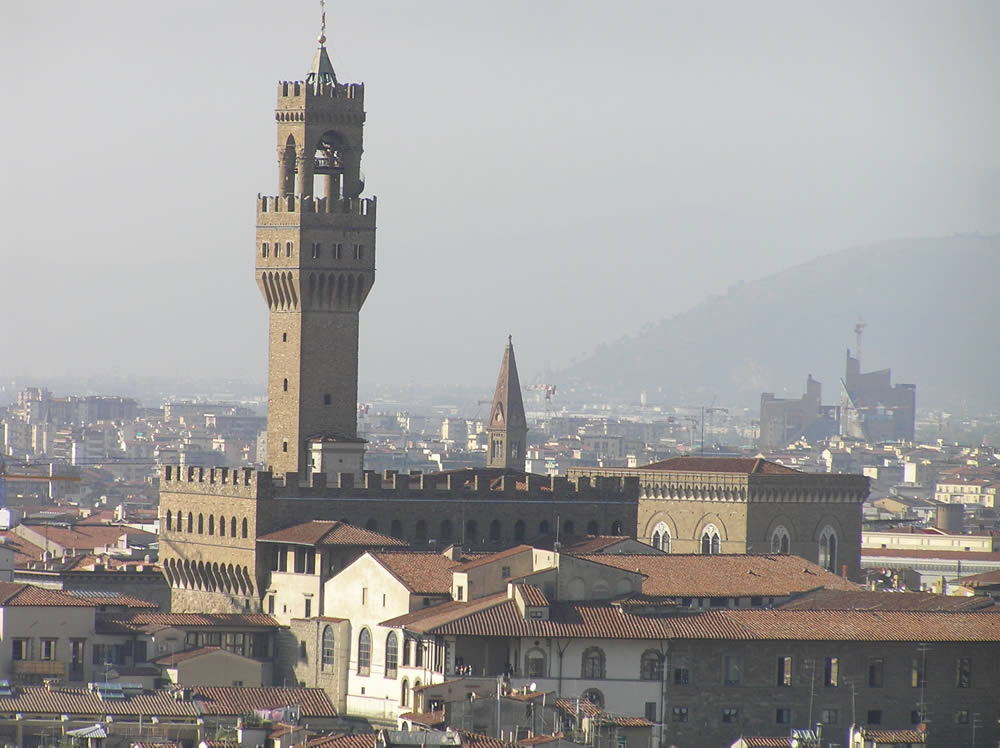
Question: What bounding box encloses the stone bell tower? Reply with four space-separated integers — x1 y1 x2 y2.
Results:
486 337 528 472
255 25 375 477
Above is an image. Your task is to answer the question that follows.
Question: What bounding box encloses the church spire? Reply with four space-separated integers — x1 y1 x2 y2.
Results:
486 336 527 471
306 0 338 91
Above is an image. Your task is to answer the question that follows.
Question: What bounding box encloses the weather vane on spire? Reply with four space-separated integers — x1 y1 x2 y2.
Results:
318 0 327 46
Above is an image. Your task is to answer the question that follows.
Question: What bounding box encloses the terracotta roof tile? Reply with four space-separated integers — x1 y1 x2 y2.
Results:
382 593 508 631
864 547 1000 561
0 531 46 565
637 456 800 474
371 551 461 595
151 646 243 666
193 686 336 717
737 738 793 747
462 733 517 748
259 520 407 548
778 588 994 612
307 735 375 748
0 686 199 717
398 710 445 726
419 600 1000 643
515 584 548 607
108 612 280 632
66 589 159 608
578 554 858 597
454 546 534 571
860 729 925 743
0 582 96 607
554 698 652 727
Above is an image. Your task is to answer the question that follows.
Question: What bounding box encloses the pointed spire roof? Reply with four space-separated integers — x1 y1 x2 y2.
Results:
306 2 337 92
488 336 527 431
306 45 338 91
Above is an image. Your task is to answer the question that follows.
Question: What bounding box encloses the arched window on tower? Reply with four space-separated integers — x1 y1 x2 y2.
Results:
242 518 249 538
440 519 453 542
283 378 288 392
166 510 172 531
208 516 215 535
586 520 599 535
415 520 427 543
231 517 237 537
219 515 226 537
701 524 721 554
489 520 501 542
187 512 193 533
514 520 526 542
198 514 204 534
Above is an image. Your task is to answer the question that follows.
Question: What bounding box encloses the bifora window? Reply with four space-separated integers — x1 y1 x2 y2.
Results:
701 524 721 554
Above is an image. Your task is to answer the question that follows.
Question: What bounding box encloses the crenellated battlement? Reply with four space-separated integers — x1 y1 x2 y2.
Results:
276 80 364 108
161 465 270 498
257 194 376 225
266 468 639 503
163 464 637 503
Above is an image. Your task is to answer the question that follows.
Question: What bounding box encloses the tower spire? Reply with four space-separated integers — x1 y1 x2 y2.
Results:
307 0 338 91
486 336 528 472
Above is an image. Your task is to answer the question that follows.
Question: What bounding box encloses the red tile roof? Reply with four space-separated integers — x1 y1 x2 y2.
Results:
0 686 199 717
398 710 445 726
0 531 46 565
0 582 96 607
514 584 548 607
18 522 138 550
371 551 461 595
859 729 925 743
259 520 407 548
66 590 159 608
454 545 534 571
192 686 336 717
737 738 792 747
462 733 517 748
638 456 801 474
778 588 994 612
382 593 509 631
107 612 280 632
415 599 1000 643
306 735 375 748
151 646 253 666
554 698 653 727
579 554 858 597
955 569 1000 587
863 547 1000 561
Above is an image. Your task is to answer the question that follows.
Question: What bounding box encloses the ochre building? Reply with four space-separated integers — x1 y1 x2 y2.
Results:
569 456 869 580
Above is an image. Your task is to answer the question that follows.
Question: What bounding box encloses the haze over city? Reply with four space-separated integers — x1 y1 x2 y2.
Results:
3 1 999 396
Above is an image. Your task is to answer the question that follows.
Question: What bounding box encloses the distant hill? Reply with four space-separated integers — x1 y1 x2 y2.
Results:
563 235 999 412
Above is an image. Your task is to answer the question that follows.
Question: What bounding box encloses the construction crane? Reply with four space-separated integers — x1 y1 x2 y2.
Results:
525 384 557 419
0 458 82 510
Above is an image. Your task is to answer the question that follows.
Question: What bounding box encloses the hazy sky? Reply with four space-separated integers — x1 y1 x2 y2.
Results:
3 1 998 393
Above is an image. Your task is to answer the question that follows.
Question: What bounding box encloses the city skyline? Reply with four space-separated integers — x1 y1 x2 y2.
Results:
4 1 999 390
